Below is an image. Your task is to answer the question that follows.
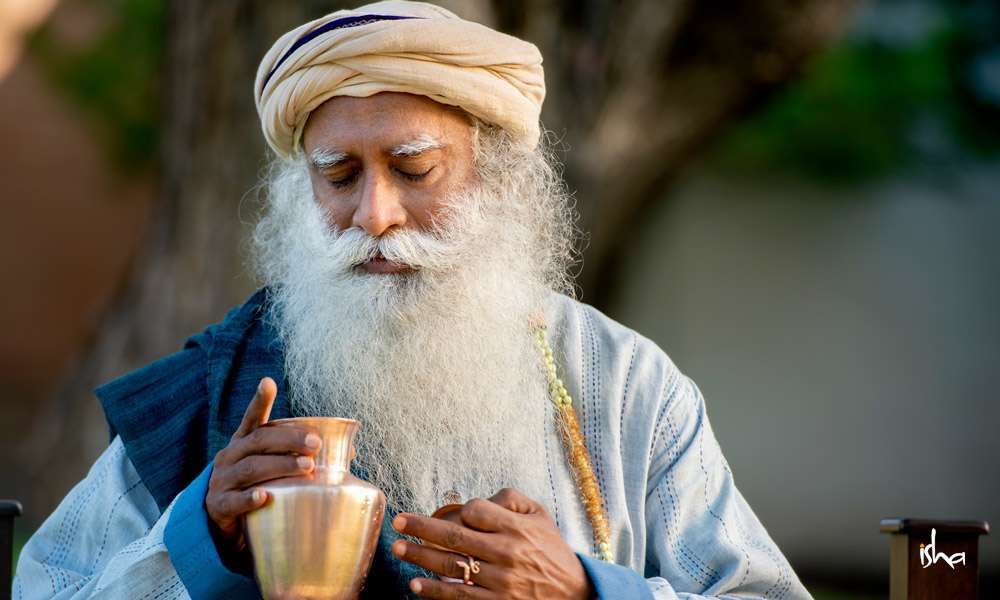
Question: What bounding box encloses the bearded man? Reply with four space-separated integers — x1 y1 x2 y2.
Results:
15 2 810 599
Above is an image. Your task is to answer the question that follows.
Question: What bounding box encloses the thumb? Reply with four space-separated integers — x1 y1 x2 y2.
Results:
234 377 277 438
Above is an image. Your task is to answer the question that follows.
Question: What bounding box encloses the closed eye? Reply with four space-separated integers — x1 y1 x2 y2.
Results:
327 171 359 188
395 166 434 181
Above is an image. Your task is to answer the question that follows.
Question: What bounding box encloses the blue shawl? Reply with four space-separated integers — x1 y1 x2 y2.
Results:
95 288 428 598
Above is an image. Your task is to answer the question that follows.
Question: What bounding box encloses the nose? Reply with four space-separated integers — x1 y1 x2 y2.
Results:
351 171 407 236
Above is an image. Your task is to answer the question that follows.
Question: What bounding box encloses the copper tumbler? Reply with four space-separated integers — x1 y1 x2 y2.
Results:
244 417 386 600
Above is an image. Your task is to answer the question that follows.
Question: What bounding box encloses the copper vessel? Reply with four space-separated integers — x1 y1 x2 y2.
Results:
245 417 385 600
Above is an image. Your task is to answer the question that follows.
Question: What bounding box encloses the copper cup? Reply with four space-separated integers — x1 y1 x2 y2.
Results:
244 417 386 600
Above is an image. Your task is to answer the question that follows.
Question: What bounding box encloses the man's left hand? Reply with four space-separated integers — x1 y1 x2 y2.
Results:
391 488 595 600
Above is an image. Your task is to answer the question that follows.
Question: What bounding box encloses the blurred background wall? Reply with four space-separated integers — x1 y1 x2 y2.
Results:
1 0 997 597
611 2 1000 591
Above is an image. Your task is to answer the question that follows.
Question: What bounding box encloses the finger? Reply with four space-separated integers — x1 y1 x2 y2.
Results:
487 488 543 516
458 498 515 534
392 514 502 564
409 577 495 600
222 454 315 490
234 377 277 438
392 540 503 590
209 488 269 523
225 426 322 463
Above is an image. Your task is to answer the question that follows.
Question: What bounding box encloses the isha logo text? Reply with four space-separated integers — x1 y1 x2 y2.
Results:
919 528 966 569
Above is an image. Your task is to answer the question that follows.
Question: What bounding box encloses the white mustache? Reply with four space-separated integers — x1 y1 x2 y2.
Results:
326 226 461 273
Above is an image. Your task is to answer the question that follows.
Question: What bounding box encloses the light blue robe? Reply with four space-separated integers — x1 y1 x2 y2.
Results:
14 292 812 599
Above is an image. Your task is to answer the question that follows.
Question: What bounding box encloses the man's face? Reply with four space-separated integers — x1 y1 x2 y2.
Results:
258 96 571 513
301 92 477 275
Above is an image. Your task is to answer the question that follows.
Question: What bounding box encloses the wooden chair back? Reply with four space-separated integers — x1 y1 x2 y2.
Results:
881 517 990 599
0 500 22 600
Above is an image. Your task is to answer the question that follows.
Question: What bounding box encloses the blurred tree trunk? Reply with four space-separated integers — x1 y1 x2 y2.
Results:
26 0 856 521
492 0 859 304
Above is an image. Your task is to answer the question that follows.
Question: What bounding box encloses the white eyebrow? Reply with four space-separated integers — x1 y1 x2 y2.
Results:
309 148 348 169
390 134 443 157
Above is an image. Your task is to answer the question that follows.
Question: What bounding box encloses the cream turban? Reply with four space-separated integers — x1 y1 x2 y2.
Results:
254 0 545 158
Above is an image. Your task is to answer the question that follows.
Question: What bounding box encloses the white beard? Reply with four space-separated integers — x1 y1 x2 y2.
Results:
253 159 566 515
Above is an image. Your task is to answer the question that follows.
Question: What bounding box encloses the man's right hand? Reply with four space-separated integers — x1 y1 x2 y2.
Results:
205 376 321 567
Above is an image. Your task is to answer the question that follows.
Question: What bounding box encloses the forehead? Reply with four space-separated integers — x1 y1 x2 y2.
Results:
301 92 473 154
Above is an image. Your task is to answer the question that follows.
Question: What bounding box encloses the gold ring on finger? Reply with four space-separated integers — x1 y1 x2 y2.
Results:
455 555 481 586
